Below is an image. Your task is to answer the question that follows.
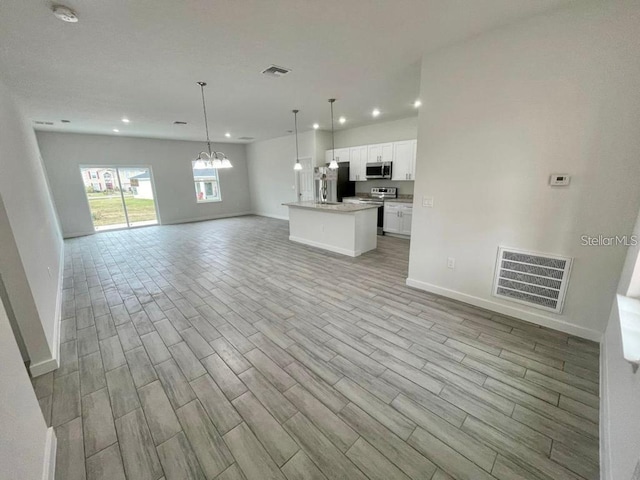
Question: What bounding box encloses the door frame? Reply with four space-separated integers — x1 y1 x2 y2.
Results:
79 164 161 232
295 156 314 202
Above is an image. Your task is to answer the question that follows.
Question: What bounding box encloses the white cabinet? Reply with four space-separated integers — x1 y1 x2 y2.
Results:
348 146 368 181
383 202 413 236
400 206 412 235
325 148 350 165
383 203 402 234
392 140 417 181
325 140 416 181
367 143 393 163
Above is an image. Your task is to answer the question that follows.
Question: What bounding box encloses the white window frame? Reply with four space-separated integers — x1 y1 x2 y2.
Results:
192 161 222 203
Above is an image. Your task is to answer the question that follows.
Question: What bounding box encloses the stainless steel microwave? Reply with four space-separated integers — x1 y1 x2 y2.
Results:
366 162 392 179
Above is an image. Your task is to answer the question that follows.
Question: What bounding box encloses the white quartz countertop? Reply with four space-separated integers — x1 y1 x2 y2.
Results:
283 201 380 213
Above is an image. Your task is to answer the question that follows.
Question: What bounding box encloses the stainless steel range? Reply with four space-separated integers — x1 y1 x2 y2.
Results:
343 187 397 235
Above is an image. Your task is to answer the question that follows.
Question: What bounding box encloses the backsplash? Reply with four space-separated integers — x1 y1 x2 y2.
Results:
356 180 414 196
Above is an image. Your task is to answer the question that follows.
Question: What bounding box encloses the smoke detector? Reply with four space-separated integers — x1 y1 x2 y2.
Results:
261 65 291 77
52 5 78 23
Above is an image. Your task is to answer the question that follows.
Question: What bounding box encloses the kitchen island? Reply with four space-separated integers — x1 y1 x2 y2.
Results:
283 201 379 257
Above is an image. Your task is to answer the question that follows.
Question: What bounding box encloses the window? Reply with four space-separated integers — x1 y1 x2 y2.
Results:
192 161 222 202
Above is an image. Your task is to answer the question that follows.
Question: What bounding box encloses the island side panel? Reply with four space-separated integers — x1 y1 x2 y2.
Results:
354 208 378 255
288 208 357 256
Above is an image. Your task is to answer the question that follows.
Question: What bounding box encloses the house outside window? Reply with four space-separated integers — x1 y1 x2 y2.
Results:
192 160 222 203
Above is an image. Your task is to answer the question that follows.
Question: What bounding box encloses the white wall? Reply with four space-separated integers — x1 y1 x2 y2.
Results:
333 116 418 147
334 117 418 196
408 0 640 340
247 130 317 220
0 297 54 480
36 132 252 237
0 80 63 373
600 205 640 479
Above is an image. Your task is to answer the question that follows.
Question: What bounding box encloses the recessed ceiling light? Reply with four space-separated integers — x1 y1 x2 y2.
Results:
413 99 422 108
112 128 119 133
121 117 130 123
52 5 78 23
339 116 346 124
225 132 231 138
372 108 380 117
313 123 319 129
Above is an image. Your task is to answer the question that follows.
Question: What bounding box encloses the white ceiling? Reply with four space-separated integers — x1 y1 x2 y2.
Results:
0 0 572 143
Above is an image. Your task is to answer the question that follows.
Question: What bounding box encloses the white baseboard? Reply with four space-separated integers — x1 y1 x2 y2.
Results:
406 277 602 342
63 230 95 239
383 232 410 240
42 427 57 480
30 248 64 377
255 212 289 221
289 235 360 257
162 211 254 225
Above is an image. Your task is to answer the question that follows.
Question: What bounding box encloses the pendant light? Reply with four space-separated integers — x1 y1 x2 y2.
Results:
293 109 302 171
194 82 232 169
328 99 339 169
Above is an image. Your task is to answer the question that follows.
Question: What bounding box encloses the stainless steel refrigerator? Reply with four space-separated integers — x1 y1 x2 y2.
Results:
314 162 355 203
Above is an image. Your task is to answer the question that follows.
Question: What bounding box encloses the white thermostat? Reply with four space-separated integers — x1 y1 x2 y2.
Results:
549 174 570 186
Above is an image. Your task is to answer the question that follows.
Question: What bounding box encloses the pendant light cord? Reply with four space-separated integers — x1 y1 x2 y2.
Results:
330 99 336 162
199 82 212 156
294 110 300 162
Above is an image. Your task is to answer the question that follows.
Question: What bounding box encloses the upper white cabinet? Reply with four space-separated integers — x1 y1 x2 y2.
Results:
348 145 368 181
325 148 350 165
325 139 416 181
392 140 417 181
367 143 393 163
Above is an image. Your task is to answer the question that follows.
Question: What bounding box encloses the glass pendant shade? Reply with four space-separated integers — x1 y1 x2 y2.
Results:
328 159 339 169
294 162 303 171
211 157 223 169
220 157 232 169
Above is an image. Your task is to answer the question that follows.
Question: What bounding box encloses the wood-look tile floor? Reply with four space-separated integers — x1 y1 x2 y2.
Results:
32 215 600 480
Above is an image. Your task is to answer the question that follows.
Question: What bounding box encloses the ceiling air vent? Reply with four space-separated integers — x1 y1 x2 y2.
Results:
237 136 255 141
492 247 572 314
34 121 54 126
261 65 291 77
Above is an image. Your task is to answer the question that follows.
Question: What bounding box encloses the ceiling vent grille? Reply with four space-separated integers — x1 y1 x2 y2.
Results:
492 247 572 314
34 121 54 126
237 136 255 141
261 65 291 77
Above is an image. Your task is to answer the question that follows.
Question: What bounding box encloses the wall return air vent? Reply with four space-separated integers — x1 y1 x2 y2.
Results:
492 247 572 314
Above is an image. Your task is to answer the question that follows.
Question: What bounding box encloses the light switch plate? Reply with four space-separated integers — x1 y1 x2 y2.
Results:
423 196 434 207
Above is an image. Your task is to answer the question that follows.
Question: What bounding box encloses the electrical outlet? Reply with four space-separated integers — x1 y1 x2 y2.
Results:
447 257 455 269
423 196 434 208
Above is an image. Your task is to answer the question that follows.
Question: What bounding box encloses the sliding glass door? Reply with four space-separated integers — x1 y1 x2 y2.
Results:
80 166 158 231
